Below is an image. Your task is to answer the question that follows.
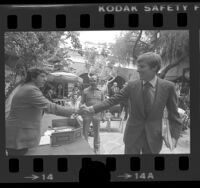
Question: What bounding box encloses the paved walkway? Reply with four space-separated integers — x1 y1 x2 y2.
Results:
88 121 125 154
88 121 190 155
41 114 190 155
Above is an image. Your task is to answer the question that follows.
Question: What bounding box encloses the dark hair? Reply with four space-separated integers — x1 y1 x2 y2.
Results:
137 52 162 73
24 67 48 83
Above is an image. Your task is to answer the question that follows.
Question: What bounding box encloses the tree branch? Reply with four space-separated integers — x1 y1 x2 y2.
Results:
138 40 149 46
158 55 188 79
132 30 143 59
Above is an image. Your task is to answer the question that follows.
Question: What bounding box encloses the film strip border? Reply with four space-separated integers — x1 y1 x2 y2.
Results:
0 3 200 30
5 12 188 29
0 3 200 182
8 156 189 172
5 155 190 182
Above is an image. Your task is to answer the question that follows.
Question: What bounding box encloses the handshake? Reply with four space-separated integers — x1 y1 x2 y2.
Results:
75 104 95 115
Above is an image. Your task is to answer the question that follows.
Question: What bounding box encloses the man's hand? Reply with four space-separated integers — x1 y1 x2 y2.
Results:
79 104 95 115
79 104 89 114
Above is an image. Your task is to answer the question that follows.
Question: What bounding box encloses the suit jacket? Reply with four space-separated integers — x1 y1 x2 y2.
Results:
6 83 75 149
93 78 182 153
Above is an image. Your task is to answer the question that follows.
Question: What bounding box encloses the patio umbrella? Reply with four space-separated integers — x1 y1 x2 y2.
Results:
47 72 83 84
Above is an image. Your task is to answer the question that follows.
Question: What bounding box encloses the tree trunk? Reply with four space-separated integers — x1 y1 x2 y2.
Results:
158 55 188 79
132 30 143 59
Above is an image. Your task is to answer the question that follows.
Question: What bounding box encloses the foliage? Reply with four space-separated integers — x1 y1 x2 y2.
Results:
157 30 189 78
110 31 135 65
61 31 82 50
5 31 81 99
84 47 98 64
159 30 189 64
83 45 112 80
83 47 98 72
5 31 82 68
5 32 63 68
109 30 189 79
101 48 109 58
110 31 160 65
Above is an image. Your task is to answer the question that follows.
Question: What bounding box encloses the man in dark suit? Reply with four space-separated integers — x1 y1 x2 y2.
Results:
80 52 182 154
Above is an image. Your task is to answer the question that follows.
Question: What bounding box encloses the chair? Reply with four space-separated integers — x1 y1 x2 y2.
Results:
105 104 124 132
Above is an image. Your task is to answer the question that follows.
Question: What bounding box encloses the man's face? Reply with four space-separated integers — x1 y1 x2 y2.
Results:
137 60 156 81
90 77 98 87
34 73 47 88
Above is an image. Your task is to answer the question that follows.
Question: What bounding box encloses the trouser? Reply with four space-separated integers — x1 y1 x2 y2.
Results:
124 131 153 154
6 148 28 156
83 116 100 151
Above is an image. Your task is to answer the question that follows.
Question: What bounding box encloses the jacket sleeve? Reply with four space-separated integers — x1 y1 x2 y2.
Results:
27 86 75 117
166 84 183 140
93 83 130 113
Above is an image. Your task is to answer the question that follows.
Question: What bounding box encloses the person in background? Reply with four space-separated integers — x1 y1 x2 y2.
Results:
6 67 81 156
45 88 55 102
68 85 81 110
72 85 81 98
110 82 120 97
109 82 121 118
79 75 105 154
57 83 63 99
80 52 182 154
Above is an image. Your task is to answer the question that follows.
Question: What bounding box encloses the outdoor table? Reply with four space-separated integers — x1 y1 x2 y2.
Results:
25 137 94 155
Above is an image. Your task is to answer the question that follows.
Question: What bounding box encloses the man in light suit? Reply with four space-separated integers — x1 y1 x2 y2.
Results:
6 68 80 156
80 75 104 154
80 52 182 154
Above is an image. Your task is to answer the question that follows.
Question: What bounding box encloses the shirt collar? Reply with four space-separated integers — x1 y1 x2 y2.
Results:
143 76 157 88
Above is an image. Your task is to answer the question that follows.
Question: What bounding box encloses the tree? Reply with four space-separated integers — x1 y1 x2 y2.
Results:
5 31 81 99
110 30 160 65
157 30 189 79
110 31 134 65
101 48 108 58
5 31 66 83
109 30 189 79
84 47 98 72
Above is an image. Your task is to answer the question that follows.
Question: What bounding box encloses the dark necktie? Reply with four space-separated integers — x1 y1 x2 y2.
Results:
143 82 152 117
